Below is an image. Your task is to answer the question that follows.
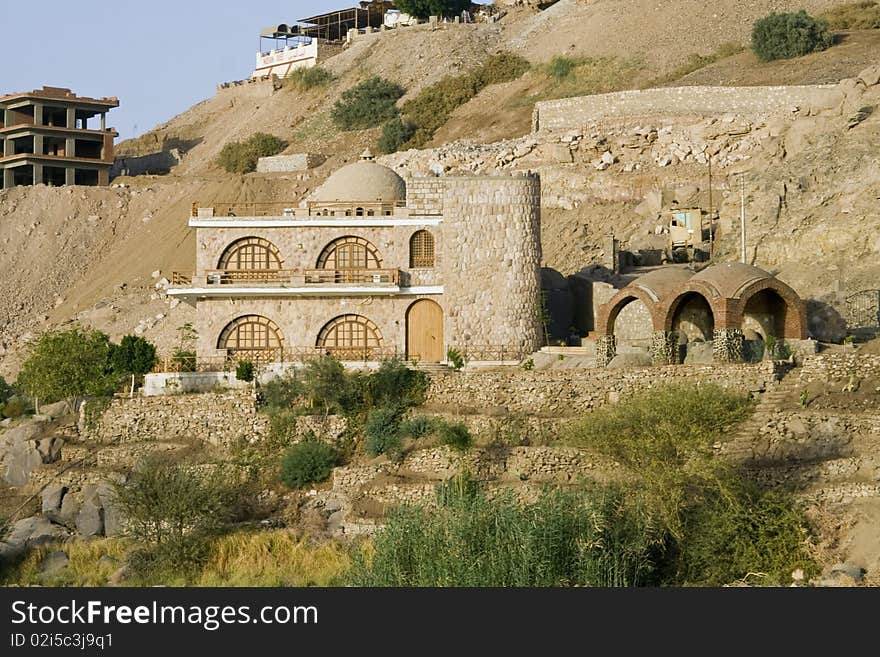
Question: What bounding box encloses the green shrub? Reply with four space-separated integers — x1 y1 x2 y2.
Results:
280 436 338 488
546 55 577 81
436 420 472 452
676 487 817 585
378 117 416 154
0 376 13 405
286 66 333 90
259 370 305 410
113 456 247 547
110 335 157 377
399 415 436 439
331 77 405 131
235 360 255 383
446 347 464 370
366 357 428 409
364 405 404 457
821 2 880 30
1 396 27 419
267 408 302 443
394 0 471 19
472 51 531 86
350 484 660 586
302 356 361 413
218 132 286 174
751 11 834 62
521 357 535 371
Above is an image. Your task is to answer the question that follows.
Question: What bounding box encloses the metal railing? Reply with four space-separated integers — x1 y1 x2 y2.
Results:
154 347 408 373
170 269 400 287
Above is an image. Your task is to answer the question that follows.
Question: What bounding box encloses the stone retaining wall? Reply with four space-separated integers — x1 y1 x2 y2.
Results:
424 361 781 415
256 153 323 173
83 391 268 447
533 85 840 132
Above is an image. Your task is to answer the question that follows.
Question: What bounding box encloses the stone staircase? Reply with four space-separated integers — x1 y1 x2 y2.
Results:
722 376 799 462
413 362 451 375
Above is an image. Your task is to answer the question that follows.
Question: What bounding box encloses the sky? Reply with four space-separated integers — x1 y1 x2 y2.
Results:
0 1 345 140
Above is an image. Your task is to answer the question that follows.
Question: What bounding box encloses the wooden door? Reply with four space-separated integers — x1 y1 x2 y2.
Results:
407 300 443 362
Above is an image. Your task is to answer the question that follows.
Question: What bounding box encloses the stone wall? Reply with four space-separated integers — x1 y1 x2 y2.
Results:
794 353 880 383
441 175 543 352
83 391 268 447
111 149 181 178
406 177 445 215
424 361 781 416
533 85 840 132
256 153 323 173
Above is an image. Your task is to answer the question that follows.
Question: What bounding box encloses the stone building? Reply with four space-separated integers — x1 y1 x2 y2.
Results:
168 153 543 365
0 86 118 189
595 263 809 366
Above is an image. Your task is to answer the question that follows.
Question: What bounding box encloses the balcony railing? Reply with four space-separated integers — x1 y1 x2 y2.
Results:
154 347 407 373
171 269 400 287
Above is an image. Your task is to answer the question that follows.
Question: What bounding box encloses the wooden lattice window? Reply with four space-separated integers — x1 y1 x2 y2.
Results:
409 230 435 268
316 315 383 352
316 236 382 270
218 237 282 270
217 315 284 354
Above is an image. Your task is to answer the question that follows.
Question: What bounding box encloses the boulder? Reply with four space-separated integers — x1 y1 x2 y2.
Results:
41 484 68 516
98 482 122 537
57 493 81 528
3 441 43 486
858 66 880 88
1 420 46 446
607 352 653 368
35 437 64 464
75 486 105 537
0 516 68 557
683 341 714 365
41 400 71 419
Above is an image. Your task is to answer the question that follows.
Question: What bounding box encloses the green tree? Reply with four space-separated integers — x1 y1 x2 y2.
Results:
18 327 119 405
111 335 158 396
331 77 405 131
395 0 471 19
0 376 13 405
280 436 338 488
751 11 834 62
378 117 416 153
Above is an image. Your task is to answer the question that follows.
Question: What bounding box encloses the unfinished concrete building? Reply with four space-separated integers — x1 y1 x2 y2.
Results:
0 87 118 189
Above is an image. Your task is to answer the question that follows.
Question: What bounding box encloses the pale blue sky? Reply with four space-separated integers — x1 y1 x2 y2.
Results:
1 1 344 139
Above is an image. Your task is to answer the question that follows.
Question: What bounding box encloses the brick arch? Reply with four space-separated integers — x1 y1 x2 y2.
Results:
660 280 723 333
597 287 663 336
733 278 807 339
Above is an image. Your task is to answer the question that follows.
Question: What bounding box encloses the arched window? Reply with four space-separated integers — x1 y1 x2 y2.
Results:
409 230 435 268
217 237 282 270
356 207 364 216
316 236 382 270
217 315 284 361
316 314 382 359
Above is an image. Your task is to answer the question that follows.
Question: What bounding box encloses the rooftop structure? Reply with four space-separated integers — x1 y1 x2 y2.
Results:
0 86 118 189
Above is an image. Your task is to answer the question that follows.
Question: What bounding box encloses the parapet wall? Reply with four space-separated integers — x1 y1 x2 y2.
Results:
532 85 840 132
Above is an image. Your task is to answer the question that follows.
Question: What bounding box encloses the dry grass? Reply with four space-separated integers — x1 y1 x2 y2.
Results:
196 530 350 587
1 539 128 586
821 2 880 30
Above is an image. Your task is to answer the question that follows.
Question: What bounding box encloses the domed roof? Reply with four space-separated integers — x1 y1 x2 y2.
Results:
630 267 694 302
691 262 774 299
308 154 406 203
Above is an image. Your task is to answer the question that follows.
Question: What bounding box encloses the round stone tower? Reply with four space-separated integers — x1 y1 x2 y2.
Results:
440 173 543 355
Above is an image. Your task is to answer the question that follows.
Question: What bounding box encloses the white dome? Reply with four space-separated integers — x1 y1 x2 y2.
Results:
308 160 406 203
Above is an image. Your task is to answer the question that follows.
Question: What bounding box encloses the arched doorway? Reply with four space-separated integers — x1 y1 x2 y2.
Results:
316 314 383 360
610 297 653 349
217 315 284 362
742 288 789 340
407 300 444 362
670 292 715 342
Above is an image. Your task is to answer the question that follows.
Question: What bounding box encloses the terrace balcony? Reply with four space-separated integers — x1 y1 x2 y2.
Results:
167 268 442 299
187 200 442 227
